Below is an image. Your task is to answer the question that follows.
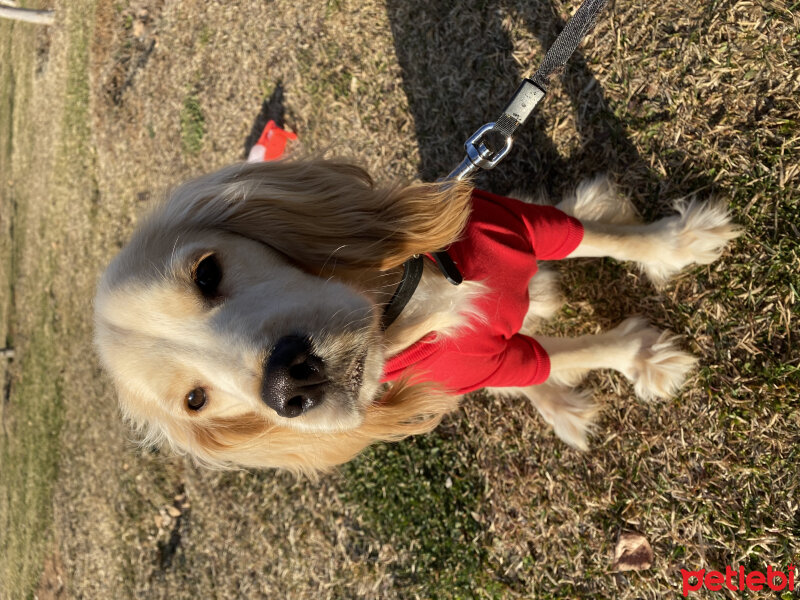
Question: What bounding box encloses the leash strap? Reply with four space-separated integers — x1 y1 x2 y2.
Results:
493 0 608 140
532 0 609 91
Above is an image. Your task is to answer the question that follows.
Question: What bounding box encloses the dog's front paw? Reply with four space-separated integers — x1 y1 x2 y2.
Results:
642 199 741 286
613 318 698 401
630 331 698 401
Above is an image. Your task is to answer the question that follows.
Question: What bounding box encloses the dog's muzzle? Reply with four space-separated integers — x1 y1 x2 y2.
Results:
261 335 328 418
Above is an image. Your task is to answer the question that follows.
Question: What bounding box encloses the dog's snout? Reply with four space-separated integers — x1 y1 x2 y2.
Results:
262 335 328 418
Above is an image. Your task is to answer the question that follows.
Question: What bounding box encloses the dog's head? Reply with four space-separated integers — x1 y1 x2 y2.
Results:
94 160 471 474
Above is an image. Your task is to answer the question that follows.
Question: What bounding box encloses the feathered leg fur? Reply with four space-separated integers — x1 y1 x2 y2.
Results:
505 176 737 449
491 319 697 450
561 176 741 287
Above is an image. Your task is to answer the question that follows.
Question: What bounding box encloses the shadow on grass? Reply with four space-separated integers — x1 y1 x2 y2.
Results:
385 0 652 195
385 0 724 329
242 82 288 160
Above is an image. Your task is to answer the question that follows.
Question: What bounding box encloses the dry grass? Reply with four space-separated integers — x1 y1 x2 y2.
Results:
0 0 797 598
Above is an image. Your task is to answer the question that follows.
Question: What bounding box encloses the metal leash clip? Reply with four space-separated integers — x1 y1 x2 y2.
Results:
447 79 546 182
447 123 510 181
464 122 513 170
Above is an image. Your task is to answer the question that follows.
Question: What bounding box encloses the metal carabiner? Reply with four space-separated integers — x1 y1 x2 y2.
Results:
446 122 513 181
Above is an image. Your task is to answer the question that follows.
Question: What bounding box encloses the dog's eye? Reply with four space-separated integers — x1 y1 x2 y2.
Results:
186 387 207 411
193 254 222 298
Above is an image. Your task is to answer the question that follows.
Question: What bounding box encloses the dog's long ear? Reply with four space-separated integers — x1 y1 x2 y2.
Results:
160 159 473 271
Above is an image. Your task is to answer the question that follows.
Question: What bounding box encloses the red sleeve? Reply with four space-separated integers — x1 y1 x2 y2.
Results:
470 190 584 261
403 333 551 394
467 333 551 391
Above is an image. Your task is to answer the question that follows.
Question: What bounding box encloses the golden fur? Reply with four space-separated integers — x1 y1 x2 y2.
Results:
95 160 473 475
94 160 739 476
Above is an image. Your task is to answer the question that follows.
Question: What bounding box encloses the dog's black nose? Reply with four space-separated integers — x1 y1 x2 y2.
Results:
262 335 327 418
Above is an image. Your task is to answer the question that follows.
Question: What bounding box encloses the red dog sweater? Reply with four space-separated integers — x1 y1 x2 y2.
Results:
381 189 584 393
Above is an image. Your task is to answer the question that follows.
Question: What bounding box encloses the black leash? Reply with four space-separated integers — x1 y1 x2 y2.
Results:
382 0 609 329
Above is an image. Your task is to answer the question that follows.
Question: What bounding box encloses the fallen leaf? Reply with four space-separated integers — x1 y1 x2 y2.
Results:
612 532 653 572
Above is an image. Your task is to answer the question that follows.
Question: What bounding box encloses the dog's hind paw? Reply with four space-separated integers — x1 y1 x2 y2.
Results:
557 175 642 225
529 385 600 450
625 327 698 401
641 199 741 286
493 383 600 450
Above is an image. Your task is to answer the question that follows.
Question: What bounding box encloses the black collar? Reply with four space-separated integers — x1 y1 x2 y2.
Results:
381 251 463 330
381 255 424 330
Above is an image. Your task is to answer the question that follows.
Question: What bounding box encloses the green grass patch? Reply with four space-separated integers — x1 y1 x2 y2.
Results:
0 1 97 597
0 27 15 174
341 424 505 599
61 2 94 173
198 24 213 47
180 91 205 154
0 20 18 348
0 319 63 598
